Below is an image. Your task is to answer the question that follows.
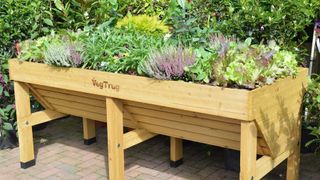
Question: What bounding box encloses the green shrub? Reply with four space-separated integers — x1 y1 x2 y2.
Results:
0 51 17 149
116 14 170 35
116 0 170 16
0 0 54 52
303 75 320 154
51 0 121 29
164 0 320 51
200 0 320 48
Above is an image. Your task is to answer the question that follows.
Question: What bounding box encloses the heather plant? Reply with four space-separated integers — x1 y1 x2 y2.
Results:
143 46 196 80
44 42 83 67
116 14 170 35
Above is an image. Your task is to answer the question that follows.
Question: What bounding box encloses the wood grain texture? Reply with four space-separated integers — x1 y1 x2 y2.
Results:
14 82 34 163
250 68 308 157
22 109 66 126
9 60 250 120
83 118 96 140
240 122 257 180
170 137 183 162
123 129 156 149
106 98 124 180
256 151 290 179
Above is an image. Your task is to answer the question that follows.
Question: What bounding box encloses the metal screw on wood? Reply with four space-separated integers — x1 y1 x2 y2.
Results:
117 144 120 148
25 121 29 126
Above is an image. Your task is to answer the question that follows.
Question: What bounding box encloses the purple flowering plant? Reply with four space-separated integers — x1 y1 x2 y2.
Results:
143 46 196 80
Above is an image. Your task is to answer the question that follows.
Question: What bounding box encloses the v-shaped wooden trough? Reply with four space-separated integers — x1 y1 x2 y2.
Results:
9 60 307 180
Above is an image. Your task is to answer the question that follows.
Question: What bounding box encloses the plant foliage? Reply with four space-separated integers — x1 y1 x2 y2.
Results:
116 14 169 35
143 46 195 80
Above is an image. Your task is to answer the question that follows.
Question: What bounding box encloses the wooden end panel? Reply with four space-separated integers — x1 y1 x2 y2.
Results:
250 68 308 157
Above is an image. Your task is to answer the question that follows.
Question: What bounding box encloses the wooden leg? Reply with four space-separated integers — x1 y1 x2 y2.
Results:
14 82 35 169
83 118 96 145
240 122 257 180
106 98 124 180
170 137 183 167
286 118 301 180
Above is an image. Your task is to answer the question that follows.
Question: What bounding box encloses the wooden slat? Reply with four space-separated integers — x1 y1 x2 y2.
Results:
240 122 257 180
130 114 241 142
37 89 106 108
33 84 104 100
9 60 251 120
21 110 66 126
106 98 124 180
123 129 157 149
25 83 54 109
125 105 241 133
133 122 240 150
51 104 106 122
44 96 106 115
124 101 241 125
256 151 290 179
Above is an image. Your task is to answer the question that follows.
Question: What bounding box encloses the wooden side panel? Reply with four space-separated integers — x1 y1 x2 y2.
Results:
29 84 270 154
124 101 270 154
9 60 251 120
250 68 308 157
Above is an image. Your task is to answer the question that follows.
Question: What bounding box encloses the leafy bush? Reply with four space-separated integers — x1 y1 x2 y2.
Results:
196 0 320 49
117 0 170 16
116 14 169 35
0 51 17 149
164 0 216 46
303 75 320 126
51 0 121 29
163 0 320 52
143 46 195 80
303 75 320 154
0 0 54 52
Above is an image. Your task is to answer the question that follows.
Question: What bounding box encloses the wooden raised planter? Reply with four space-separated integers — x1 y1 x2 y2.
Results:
9 60 307 180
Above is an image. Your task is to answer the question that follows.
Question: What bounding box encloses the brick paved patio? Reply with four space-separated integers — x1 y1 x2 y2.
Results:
0 116 319 180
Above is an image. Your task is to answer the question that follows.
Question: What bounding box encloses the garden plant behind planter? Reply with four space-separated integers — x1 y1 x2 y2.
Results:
9 12 308 180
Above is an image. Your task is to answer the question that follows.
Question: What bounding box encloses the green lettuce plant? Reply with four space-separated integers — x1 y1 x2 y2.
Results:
211 37 297 88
